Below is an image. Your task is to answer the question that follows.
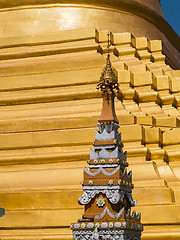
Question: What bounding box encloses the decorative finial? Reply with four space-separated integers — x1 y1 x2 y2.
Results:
97 31 119 124
97 32 119 93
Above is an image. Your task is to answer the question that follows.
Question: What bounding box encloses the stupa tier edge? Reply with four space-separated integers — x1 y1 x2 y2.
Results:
0 0 179 68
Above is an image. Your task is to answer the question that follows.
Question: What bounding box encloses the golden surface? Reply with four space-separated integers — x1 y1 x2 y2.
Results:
0 29 179 239
0 0 179 237
0 1 179 68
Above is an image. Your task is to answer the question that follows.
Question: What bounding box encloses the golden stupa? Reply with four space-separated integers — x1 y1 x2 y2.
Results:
0 0 179 239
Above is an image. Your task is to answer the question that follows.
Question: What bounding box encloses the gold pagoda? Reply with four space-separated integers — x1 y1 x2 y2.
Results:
0 0 179 239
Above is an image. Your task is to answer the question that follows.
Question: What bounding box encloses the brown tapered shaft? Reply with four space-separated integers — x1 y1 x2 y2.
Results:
98 90 119 124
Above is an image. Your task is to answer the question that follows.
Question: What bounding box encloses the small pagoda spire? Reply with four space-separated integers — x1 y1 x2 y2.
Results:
71 31 143 240
97 32 119 124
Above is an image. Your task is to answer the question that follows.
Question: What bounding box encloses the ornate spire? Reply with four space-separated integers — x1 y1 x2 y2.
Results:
97 32 119 93
97 32 119 124
71 31 143 240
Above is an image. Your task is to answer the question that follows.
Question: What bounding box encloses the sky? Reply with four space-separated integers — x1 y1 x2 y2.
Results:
161 0 180 36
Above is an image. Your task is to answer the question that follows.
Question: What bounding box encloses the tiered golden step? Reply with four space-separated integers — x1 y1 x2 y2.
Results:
0 29 179 240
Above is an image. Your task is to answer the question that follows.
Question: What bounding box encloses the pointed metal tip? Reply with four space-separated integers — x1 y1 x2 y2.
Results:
97 30 119 94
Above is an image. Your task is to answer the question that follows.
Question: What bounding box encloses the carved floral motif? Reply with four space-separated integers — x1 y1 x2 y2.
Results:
79 187 135 206
96 196 106 207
